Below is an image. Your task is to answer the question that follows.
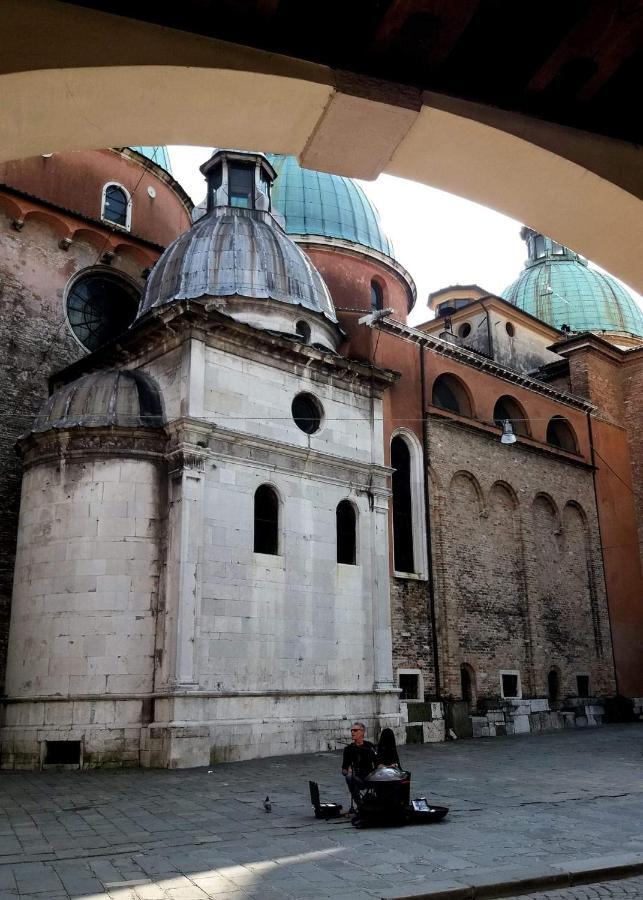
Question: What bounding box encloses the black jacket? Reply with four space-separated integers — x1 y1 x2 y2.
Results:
342 741 377 779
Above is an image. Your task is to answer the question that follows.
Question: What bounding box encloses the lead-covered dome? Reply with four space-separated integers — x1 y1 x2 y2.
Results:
266 154 394 259
503 228 643 342
31 370 164 432
140 150 337 327
139 207 336 322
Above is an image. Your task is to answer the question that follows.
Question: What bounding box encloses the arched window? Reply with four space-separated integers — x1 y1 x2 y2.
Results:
65 270 140 351
432 374 473 417
391 435 415 574
370 279 383 311
295 320 311 344
548 668 560 702
547 416 578 453
493 395 530 437
336 500 357 565
102 183 130 229
254 485 279 555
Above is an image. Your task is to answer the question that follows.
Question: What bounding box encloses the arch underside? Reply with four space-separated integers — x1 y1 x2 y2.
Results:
0 53 642 294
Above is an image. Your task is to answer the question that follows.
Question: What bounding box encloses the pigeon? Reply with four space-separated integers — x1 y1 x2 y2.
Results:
263 796 272 813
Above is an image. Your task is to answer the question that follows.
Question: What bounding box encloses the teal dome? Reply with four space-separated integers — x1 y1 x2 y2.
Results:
130 146 172 174
502 230 643 339
266 154 394 259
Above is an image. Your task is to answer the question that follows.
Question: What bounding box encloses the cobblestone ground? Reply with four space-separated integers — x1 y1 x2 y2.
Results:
509 875 643 898
0 725 641 899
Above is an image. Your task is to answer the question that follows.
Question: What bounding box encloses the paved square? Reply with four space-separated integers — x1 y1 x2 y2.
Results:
0 725 642 899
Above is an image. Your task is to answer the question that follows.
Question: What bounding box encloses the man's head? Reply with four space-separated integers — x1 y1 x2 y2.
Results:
350 722 366 745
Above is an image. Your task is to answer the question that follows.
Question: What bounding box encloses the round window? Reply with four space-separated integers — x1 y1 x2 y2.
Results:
292 393 322 434
458 322 471 338
506 322 515 337
66 272 140 352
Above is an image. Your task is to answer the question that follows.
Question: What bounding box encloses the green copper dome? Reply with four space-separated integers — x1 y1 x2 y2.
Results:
130 146 172 174
502 229 643 338
266 154 394 259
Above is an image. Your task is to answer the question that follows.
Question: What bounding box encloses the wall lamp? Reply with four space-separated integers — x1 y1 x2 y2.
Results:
500 420 517 444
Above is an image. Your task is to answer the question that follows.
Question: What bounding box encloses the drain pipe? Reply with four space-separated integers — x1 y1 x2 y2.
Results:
587 410 620 697
419 343 441 700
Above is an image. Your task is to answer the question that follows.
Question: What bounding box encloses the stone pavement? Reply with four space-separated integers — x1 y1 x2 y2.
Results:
505 875 643 899
0 725 641 900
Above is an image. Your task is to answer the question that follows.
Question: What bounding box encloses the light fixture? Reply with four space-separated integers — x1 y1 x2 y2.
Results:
500 419 517 444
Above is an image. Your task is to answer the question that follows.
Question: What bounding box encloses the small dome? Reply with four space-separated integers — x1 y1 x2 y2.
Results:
32 370 164 432
502 230 643 339
139 206 337 322
266 154 395 259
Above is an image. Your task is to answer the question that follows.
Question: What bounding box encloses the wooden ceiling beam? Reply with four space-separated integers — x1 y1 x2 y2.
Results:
370 0 478 68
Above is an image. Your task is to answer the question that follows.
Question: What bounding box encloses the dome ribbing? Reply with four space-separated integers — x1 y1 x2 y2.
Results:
266 154 394 259
31 370 164 432
502 230 643 339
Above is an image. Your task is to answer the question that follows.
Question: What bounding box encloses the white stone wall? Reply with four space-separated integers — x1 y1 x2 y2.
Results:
202 343 383 463
2 455 162 767
143 336 397 766
197 466 376 693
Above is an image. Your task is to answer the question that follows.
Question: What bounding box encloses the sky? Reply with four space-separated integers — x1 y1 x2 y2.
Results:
167 145 642 326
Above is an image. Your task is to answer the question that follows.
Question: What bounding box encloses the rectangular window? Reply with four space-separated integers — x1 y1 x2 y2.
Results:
576 674 590 696
399 673 420 700
500 671 521 699
229 163 254 208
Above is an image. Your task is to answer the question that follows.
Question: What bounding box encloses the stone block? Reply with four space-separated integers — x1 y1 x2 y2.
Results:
513 714 530 734
431 702 444 720
422 720 445 743
530 699 550 712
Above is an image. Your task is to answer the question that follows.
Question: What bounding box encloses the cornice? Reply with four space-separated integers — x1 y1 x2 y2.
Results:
379 318 594 412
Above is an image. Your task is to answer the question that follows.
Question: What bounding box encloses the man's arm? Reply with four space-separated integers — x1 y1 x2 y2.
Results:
342 745 352 776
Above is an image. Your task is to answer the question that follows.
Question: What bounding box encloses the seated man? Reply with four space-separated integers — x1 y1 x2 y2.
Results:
341 722 377 811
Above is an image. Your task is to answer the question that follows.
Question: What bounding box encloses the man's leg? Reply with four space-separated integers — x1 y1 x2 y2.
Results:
344 775 365 811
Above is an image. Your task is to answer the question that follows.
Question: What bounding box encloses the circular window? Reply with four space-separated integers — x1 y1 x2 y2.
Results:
506 322 515 337
66 272 140 352
292 393 322 434
458 322 472 338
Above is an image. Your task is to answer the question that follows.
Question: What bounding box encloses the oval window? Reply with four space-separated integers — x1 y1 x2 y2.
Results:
292 393 322 434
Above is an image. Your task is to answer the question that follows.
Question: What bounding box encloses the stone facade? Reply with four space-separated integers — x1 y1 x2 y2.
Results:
0 151 189 694
0 310 402 768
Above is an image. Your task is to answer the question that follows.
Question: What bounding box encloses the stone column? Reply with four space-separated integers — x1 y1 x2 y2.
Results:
371 491 395 691
162 447 206 691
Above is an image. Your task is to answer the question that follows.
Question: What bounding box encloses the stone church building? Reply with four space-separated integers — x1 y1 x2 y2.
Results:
0 145 641 768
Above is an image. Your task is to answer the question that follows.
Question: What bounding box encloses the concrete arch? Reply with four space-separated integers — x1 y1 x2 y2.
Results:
532 492 561 524
448 470 485 517
0 0 642 291
431 372 476 419
70 227 113 253
563 499 590 530
22 209 71 241
0 194 25 222
488 480 520 511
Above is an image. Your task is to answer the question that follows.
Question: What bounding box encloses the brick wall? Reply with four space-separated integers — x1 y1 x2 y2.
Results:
390 577 436 697
621 352 643 555
567 349 623 424
425 415 615 703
